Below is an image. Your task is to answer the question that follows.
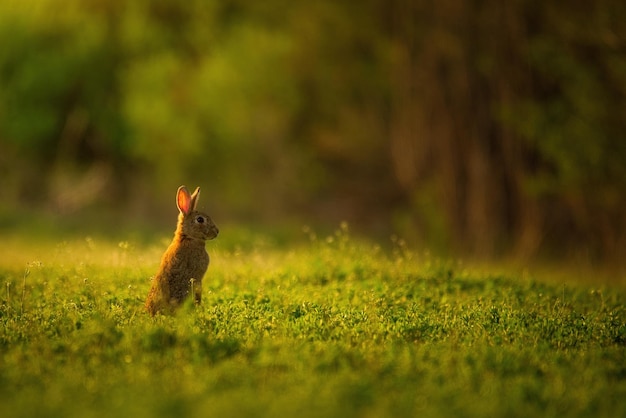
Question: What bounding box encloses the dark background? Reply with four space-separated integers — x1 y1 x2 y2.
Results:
1 0 625 264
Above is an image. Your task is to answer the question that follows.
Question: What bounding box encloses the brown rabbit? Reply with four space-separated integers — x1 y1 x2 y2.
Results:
145 185 219 316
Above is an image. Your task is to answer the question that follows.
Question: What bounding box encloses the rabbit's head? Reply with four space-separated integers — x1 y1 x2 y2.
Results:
176 186 219 241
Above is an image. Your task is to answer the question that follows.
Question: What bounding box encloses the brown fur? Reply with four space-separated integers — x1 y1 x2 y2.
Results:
145 186 218 316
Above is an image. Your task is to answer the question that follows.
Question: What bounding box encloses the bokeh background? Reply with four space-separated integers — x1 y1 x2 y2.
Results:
1 0 625 264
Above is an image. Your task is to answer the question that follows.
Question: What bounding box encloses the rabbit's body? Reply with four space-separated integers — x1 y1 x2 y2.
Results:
145 186 218 316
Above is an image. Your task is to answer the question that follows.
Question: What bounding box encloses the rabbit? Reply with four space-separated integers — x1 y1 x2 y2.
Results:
145 185 219 316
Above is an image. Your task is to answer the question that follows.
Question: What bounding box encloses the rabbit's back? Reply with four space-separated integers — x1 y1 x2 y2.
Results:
162 240 209 303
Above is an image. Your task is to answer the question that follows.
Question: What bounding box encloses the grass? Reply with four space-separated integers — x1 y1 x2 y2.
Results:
0 224 625 418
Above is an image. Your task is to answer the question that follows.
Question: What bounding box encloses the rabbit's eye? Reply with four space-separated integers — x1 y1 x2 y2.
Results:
196 216 205 224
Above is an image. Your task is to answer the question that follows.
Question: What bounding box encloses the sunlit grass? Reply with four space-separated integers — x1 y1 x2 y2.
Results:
1 225 625 418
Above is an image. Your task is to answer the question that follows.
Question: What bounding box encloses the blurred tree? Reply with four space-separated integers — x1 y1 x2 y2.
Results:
0 0 625 262
0 0 128 210
384 0 626 260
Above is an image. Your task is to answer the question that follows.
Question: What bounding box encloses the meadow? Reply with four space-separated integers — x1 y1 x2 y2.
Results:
1 224 625 418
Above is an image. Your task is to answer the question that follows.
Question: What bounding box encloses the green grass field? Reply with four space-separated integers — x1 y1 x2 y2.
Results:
1 225 625 418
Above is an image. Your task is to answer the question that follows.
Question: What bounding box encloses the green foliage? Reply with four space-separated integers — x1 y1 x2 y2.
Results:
1 0 626 258
1 230 625 418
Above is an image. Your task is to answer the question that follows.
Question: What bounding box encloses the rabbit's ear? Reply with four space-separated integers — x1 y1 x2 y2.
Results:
190 187 200 211
176 186 193 215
